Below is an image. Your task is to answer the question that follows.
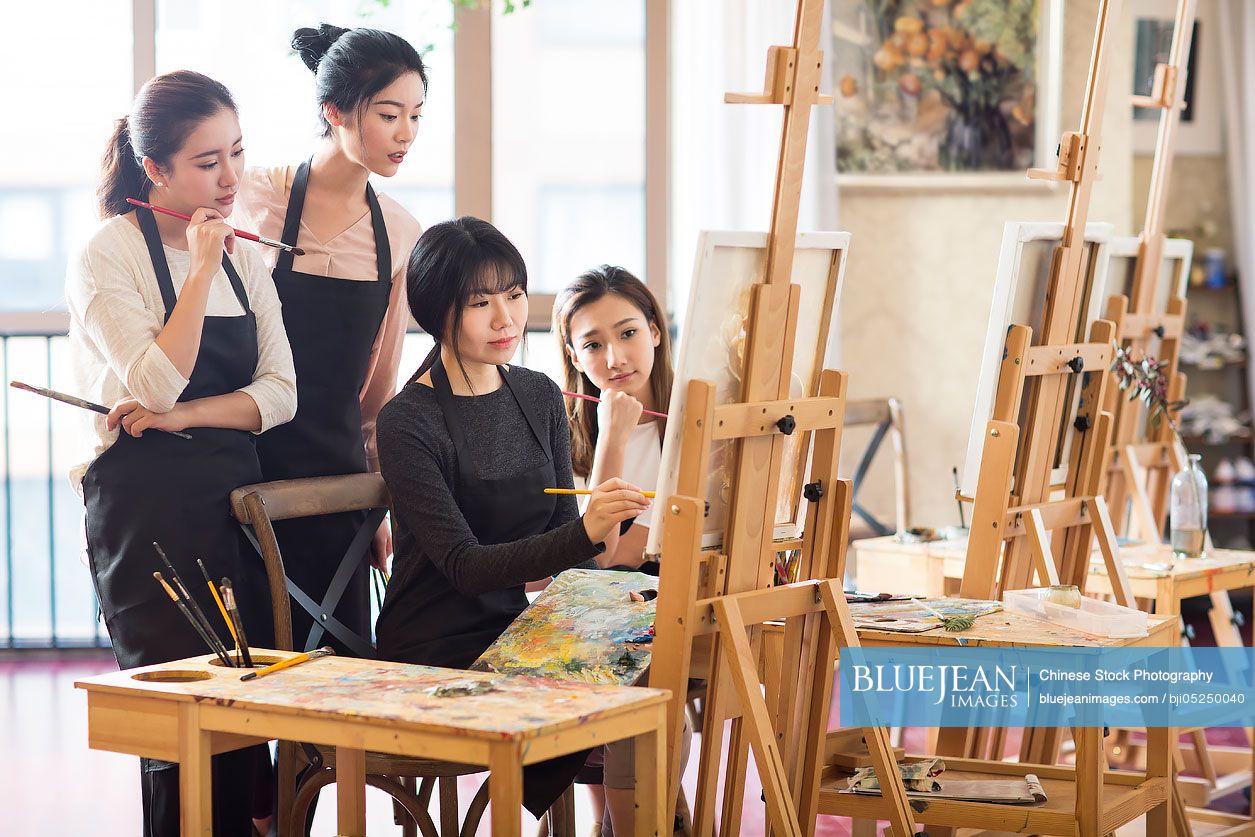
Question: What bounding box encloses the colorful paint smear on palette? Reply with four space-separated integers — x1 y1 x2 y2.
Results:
849 598 1002 633
471 569 657 685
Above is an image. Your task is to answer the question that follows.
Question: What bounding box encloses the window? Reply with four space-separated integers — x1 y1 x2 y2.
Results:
155 0 455 227
0 1 132 312
491 1 645 294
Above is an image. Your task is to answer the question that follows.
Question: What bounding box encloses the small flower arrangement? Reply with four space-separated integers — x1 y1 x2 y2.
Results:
1110 343 1189 432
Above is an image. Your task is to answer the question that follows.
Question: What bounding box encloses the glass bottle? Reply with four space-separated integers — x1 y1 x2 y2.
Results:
1170 454 1208 559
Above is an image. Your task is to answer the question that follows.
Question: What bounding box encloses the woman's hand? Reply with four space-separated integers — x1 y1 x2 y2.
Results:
370 519 393 573
596 389 644 446
107 398 189 437
581 477 650 545
185 207 235 279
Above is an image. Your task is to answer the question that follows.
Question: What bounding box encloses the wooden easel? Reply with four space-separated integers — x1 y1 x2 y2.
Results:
952 0 1162 775
959 0 1133 646
1103 0 1197 544
647 0 917 834
1097 2 1255 823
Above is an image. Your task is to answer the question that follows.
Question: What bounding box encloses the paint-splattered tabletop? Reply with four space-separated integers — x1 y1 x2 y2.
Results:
75 651 669 741
855 605 1178 648
1088 544 1255 580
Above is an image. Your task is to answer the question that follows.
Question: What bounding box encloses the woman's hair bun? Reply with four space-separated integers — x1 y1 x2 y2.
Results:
291 23 350 72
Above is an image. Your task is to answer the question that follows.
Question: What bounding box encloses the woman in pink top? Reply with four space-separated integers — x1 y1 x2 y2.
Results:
235 23 425 658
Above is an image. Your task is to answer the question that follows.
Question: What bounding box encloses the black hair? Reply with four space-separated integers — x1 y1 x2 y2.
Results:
97 70 237 219
291 23 429 137
405 217 528 390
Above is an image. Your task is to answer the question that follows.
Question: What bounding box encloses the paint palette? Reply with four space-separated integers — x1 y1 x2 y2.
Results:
471 569 657 685
848 598 1003 633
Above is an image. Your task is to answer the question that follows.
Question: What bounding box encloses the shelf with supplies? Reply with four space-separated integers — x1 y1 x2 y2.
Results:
1182 272 1253 549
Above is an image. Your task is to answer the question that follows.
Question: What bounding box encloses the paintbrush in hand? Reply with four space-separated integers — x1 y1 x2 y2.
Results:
126 198 305 256
9 381 191 440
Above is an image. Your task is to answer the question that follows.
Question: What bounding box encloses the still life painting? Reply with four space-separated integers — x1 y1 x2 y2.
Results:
471 569 657 686
832 0 1054 182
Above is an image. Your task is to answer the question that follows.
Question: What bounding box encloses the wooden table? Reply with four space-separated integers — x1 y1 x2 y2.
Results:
811 609 1187 835
850 534 965 598
1086 544 1255 627
76 650 670 836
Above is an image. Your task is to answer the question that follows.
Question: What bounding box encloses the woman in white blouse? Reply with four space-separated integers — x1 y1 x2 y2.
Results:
66 70 295 836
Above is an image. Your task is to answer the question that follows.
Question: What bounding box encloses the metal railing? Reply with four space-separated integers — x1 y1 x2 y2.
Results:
0 320 565 649
1 318 103 649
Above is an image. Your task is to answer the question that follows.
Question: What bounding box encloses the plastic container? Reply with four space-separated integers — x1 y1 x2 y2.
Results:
1002 588 1149 638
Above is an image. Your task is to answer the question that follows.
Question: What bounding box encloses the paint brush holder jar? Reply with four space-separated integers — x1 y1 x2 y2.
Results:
1045 585 1082 609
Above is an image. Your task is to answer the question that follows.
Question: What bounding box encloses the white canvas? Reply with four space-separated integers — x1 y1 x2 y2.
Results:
960 221 1115 499
646 230 850 557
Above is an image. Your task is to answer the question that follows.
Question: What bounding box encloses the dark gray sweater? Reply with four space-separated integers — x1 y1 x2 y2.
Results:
374 365 600 666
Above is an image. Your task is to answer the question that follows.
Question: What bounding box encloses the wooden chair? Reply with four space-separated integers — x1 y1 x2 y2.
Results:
842 397 910 540
230 473 575 837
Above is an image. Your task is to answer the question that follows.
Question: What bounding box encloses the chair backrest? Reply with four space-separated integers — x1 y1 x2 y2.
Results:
842 397 910 536
229 473 391 653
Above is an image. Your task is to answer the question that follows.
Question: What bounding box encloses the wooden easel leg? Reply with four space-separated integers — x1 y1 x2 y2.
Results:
1146 725 1192 837
721 717 750 835
1123 445 1161 545
712 597 806 837
816 582 915 836
651 496 704 829
1026 508 1061 586
1092 496 1135 607
693 643 730 837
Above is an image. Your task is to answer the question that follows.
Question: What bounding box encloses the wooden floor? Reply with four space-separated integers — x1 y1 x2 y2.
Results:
4 649 1248 835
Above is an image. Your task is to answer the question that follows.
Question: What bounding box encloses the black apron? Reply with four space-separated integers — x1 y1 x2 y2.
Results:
83 208 274 836
376 358 587 816
253 158 392 656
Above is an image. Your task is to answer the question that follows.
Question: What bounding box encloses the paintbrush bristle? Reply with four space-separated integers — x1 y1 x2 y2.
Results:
291 247 306 256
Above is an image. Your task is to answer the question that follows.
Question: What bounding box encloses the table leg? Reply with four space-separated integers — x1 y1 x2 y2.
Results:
489 743 523 837
635 704 667 836
336 746 367 837
1074 727 1102 834
178 703 213 837
1149 727 1174 837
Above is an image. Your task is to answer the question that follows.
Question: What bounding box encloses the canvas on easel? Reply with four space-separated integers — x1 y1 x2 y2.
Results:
646 231 848 557
959 221 1116 501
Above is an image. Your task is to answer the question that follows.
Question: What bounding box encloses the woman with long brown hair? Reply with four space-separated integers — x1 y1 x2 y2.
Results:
68 70 296 834
553 265 674 571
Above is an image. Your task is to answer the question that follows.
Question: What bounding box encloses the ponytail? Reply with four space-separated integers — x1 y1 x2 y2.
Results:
407 343 442 386
96 117 150 219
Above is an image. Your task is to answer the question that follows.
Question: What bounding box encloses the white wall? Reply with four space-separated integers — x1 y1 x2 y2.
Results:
833 0 1136 527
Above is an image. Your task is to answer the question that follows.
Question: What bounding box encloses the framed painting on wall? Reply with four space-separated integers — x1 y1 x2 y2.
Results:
1130 0 1222 154
831 0 1062 189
